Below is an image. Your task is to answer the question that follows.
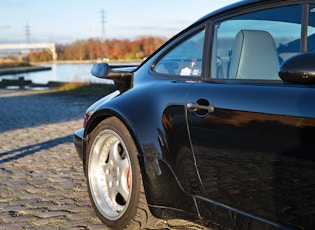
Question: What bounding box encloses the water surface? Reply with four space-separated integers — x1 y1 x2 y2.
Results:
2 63 113 84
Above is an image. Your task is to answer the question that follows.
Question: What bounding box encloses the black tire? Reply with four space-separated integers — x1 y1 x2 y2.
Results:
86 117 164 229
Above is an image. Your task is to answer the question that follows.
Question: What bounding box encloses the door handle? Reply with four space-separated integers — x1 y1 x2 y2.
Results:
187 101 215 113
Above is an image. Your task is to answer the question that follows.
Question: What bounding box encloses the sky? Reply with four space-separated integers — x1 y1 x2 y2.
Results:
0 0 239 44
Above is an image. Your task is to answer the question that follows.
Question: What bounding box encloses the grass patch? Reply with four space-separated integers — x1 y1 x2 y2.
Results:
0 79 116 95
0 62 32 69
51 82 116 95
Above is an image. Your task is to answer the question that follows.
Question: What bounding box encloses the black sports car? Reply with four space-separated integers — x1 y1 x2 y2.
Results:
74 0 315 229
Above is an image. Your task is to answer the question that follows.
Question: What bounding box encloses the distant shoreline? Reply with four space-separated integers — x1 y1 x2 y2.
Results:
0 66 52 76
0 60 142 76
31 59 143 65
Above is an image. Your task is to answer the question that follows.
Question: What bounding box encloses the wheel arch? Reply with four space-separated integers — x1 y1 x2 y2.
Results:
82 96 200 221
83 108 144 167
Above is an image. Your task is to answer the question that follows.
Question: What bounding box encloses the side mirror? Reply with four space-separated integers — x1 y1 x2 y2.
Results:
91 63 110 78
91 63 134 91
91 63 134 79
279 52 315 84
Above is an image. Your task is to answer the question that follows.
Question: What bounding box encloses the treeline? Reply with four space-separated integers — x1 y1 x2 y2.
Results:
27 36 167 62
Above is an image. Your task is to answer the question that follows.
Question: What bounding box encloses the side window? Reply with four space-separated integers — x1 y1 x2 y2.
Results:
211 5 303 80
154 29 205 77
307 5 315 51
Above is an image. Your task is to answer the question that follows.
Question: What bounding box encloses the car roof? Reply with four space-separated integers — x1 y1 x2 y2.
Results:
194 0 314 24
194 0 263 23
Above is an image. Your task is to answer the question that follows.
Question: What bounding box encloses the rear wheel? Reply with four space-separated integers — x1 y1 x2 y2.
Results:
86 117 163 229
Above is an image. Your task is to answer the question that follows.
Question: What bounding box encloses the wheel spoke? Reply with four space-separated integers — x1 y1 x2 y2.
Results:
100 139 131 210
109 141 122 163
109 143 130 199
117 171 130 201
117 156 129 170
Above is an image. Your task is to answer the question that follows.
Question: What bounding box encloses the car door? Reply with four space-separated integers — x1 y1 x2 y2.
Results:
186 3 315 229
149 25 212 212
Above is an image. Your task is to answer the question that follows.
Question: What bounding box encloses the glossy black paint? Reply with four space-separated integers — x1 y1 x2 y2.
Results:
74 0 315 229
187 83 315 228
279 51 315 84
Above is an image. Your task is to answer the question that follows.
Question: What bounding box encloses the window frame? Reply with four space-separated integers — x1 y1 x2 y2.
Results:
151 22 208 80
204 2 311 83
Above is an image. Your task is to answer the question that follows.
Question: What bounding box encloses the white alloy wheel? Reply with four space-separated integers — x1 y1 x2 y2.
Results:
86 117 163 229
88 129 131 220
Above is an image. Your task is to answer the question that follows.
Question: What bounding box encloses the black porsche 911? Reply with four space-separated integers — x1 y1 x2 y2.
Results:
74 0 315 229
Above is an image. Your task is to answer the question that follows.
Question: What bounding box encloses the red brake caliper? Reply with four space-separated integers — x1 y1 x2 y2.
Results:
127 169 131 189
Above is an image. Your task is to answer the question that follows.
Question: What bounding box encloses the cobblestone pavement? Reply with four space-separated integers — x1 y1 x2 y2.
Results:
0 89 106 229
0 89 207 230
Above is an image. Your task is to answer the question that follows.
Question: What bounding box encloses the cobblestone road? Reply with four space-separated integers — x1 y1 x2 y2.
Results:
0 89 106 229
0 89 207 230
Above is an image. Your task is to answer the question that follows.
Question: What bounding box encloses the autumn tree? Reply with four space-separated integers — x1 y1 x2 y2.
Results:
27 36 167 62
86 38 102 60
28 50 52 62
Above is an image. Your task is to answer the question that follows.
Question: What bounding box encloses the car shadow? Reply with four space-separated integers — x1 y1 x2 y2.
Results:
0 134 72 164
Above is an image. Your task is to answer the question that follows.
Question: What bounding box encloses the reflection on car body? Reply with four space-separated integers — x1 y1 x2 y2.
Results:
74 0 315 229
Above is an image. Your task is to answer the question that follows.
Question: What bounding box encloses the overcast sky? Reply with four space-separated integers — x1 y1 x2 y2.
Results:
0 0 239 44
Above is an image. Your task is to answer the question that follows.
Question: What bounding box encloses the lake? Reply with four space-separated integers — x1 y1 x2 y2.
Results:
1 63 114 85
